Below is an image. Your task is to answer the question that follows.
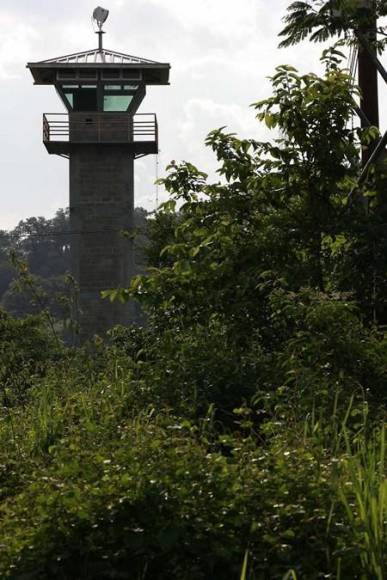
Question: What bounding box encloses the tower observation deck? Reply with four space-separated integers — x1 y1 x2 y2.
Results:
27 9 170 340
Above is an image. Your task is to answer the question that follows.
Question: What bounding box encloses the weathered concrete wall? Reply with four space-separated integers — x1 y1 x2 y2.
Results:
69 144 135 339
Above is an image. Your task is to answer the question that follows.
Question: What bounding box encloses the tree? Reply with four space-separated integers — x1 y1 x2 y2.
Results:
128 49 363 329
12 210 71 279
279 1 387 49
279 1 387 158
0 231 14 298
101 49 387 415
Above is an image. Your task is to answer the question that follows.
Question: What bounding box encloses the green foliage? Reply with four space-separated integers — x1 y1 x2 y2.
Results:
1 12 387 579
0 357 384 578
0 308 60 404
279 1 387 51
125 52 371 339
269 289 387 407
337 426 387 579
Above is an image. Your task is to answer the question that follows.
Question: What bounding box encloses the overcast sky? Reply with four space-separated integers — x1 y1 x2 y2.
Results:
0 0 386 230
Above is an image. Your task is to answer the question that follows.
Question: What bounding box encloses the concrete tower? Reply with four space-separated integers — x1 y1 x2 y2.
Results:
27 7 170 339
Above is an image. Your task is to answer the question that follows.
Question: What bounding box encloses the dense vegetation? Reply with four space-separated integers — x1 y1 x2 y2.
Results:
1 4 387 578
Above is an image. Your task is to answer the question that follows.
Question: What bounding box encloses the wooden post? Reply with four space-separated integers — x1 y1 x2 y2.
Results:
358 0 379 165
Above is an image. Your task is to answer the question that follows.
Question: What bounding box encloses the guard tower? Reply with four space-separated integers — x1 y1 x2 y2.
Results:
27 7 170 339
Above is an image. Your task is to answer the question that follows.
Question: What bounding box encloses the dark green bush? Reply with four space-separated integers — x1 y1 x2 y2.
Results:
0 308 60 404
0 409 377 580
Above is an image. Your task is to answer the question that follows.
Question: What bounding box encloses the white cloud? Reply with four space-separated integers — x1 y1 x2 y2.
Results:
0 0 378 229
147 0 259 39
173 97 270 179
179 98 261 144
0 13 38 78
0 210 21 231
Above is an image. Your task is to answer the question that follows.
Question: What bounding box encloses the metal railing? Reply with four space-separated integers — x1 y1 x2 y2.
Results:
42 113 158 145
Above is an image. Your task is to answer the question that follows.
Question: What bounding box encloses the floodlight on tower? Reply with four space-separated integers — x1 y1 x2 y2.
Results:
93 7 109 50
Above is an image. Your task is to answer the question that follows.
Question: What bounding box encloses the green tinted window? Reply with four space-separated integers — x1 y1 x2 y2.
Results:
64 93 74 108
103 95 133 111
61 85 98 111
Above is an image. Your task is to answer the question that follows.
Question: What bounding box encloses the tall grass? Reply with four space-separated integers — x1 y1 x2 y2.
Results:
304 396 386 578
244 397 386 578
240 550 249 580
337 424 386 579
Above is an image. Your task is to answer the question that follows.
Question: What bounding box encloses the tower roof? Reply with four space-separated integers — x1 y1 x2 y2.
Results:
27 47 170 85
36 47 161 66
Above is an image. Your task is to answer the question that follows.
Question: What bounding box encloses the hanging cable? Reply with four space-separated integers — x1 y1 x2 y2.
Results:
155 152 160 211
347 42 353 74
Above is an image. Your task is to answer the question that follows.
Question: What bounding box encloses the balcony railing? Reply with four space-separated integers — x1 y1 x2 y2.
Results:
43 112 158 156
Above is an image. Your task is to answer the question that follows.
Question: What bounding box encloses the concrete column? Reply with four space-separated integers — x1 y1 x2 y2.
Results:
69 144 135 339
